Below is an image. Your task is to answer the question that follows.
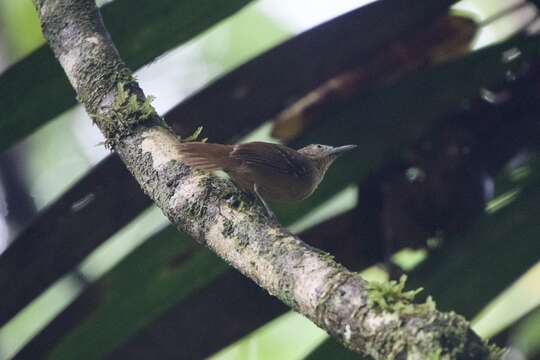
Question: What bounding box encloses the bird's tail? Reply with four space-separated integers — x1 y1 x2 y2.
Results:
176 142 234 171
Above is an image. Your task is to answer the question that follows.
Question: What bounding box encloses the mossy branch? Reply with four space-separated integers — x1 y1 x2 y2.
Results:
90 82 157 148
32 0 500 358
367 275 428 314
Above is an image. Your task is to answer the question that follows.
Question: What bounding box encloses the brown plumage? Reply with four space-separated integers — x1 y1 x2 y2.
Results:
177 141 356 214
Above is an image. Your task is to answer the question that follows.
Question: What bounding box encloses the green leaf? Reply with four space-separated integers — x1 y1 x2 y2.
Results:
0 0 253 152
18 227 228 359
509 305 540 358
305 338 368 360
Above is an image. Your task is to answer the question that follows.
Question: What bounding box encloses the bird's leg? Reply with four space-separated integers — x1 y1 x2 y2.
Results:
253 183 277 221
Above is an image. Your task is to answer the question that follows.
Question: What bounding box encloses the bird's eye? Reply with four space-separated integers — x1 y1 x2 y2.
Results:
317 145 322 148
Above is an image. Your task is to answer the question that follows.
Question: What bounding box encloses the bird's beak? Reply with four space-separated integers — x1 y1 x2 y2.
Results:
329 144 357 156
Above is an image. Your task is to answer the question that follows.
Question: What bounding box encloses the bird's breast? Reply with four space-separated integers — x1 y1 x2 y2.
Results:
234 168 319 203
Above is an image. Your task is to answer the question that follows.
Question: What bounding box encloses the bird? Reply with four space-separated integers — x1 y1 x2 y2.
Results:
176 141 357 216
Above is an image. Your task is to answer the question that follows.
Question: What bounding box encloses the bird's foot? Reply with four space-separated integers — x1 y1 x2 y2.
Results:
253 183 278 223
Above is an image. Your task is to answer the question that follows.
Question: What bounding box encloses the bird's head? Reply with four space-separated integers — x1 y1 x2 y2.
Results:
298 144 357 173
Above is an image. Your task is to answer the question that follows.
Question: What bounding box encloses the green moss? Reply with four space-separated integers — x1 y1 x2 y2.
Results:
366 275 425 315
237 199 249 212
486 342 506 359
91 82 157 148
360 275 501 358
181 126 207 142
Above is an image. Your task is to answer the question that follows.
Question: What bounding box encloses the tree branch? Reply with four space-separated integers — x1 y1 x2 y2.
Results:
32 0 497 358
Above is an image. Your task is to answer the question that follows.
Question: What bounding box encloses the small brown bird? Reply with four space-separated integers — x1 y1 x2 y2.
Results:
177 141 356 216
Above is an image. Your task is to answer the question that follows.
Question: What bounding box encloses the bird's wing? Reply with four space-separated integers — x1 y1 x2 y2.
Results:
230 142 308 177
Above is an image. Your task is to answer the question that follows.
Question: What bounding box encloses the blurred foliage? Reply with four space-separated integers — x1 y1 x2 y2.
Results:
474 261 540 338
510 306 540 357
0 0 43 59
48 230 227 359
210 312 327 360
199 6 291 74
0 0 256 152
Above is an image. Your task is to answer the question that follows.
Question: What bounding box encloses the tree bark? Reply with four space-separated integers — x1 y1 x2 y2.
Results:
32 0 498 358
